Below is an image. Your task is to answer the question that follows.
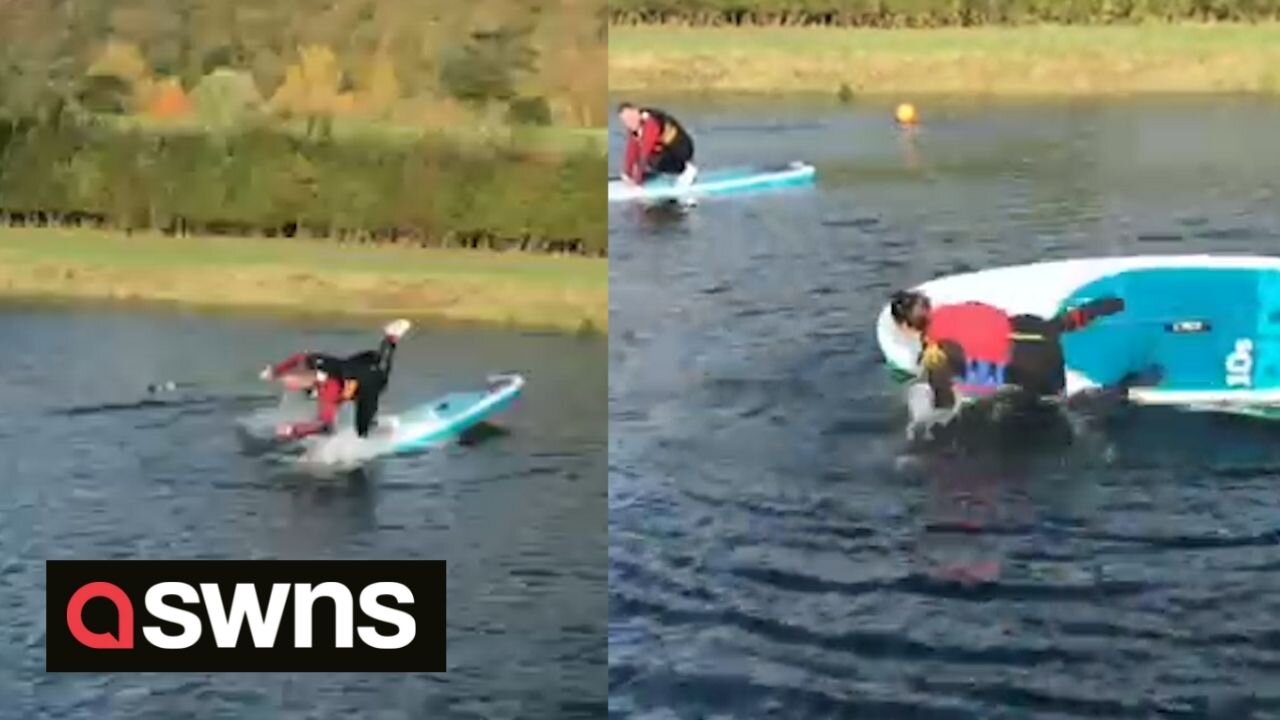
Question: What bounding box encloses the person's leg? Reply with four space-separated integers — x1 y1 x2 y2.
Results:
667 134 696 188
342 337 396 379
354 387 378 437
1055 296 1124 333
351 368 390 437
374 336 397 378
649 151 681 176
347 338 399 438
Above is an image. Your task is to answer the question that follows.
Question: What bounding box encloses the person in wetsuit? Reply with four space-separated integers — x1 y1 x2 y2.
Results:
617 102 697 188
888 290 1126 411
259 319 411 439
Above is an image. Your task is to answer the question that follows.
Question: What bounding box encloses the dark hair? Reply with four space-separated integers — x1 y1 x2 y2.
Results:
616 102 636 113
889 289 928 324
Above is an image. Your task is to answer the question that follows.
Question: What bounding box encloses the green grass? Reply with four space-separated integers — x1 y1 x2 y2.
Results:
0 227 607 332
609 23 1280 94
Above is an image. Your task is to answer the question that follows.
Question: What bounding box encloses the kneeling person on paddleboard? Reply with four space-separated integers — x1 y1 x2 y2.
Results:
889 290 1125 411
617 102 697 189
259 319 411 440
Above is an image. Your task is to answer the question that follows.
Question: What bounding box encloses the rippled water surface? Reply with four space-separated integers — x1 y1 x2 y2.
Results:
0 308 605 719
609 96 1280 718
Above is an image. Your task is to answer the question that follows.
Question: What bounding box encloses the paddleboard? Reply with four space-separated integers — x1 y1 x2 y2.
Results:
876 255 1280 416
608 162 816 204
374 373 525 453
288 374 525 465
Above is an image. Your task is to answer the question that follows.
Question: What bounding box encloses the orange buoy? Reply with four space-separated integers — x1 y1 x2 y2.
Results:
895 102 918 126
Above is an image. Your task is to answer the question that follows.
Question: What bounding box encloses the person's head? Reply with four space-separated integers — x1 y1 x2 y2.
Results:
616 102 641 132
889 289 931 333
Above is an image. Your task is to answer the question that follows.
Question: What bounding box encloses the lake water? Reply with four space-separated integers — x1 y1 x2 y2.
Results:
609 96 1280 718
0 307 606 719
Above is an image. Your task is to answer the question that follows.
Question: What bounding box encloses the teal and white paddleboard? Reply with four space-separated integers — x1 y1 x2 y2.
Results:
377 373 524 453
608 162 816 204
296 374 525 465
876 255 1280 417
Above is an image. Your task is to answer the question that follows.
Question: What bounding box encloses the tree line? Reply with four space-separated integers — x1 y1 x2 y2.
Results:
2 0 606 127
0 119 604 255
609 0 1280 26
0 0 607 254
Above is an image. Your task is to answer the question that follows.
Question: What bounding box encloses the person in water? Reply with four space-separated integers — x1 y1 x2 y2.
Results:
259 319 411 439
888 290 1131 411
617 102 697 189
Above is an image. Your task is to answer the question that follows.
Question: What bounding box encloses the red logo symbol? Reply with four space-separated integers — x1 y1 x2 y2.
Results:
66 582 134 649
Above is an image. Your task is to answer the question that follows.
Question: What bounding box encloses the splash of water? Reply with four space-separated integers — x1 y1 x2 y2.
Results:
236 392 315 441
902 382 1113 457
296 430 397 469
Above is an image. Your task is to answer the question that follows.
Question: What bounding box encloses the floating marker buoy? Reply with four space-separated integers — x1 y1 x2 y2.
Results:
895 102 918 126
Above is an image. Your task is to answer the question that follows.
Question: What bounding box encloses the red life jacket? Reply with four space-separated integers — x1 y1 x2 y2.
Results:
623 108 686 181
923 302 1014 395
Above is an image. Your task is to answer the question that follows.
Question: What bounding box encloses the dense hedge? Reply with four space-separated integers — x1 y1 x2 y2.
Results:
609 0 1280 26
0 118 605 255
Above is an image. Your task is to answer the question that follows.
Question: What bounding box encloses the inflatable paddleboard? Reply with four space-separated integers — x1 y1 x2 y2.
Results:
278 374 525 465
608 162 815 204
374 373 524 453
876 255 1280 416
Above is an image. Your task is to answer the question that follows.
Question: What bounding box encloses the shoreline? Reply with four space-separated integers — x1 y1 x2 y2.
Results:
0 228 607 334
608 24 1280 95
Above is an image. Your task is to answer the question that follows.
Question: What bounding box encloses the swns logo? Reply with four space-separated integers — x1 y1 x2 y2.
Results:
47 560 445 672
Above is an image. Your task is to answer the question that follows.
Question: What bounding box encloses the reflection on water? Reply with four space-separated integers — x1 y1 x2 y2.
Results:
0 308 605 719
610 96 1280 717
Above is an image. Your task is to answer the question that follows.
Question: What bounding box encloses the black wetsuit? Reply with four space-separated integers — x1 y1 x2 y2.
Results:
274 336 399 438
312 337 397 438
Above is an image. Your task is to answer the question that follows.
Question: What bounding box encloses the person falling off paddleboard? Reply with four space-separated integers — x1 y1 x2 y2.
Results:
258 319 411 440
617 102 698 190
888 290 1138 412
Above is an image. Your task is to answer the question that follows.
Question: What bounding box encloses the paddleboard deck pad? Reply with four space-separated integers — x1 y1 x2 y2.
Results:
608 162 815 204
876 255 1280 417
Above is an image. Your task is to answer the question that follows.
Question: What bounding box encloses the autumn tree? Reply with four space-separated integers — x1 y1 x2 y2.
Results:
84 39 154 113
269 44 344 137
355 40 401 119
2 0 607 128
145 77 193 119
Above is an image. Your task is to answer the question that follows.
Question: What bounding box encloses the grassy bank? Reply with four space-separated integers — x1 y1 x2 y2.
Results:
608 24 1280 94
0 228 607 333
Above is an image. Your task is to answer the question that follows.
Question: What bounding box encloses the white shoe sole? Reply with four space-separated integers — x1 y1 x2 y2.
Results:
675 163 698 189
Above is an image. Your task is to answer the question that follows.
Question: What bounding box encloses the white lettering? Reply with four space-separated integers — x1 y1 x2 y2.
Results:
142 582 203 649
294 582 355 648
138 581 415 651
357 582 417 650
1226 338 1254 388
199 583 290 649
